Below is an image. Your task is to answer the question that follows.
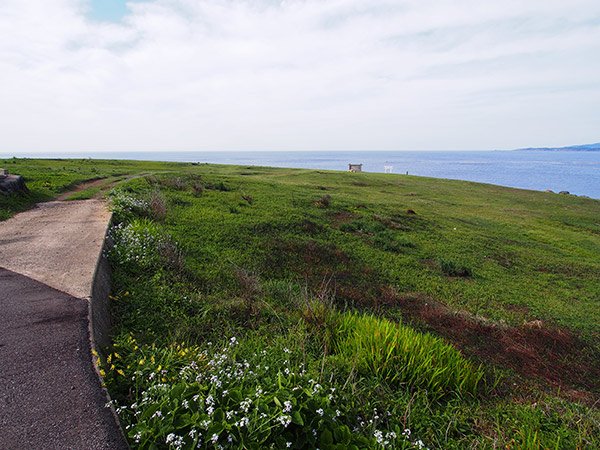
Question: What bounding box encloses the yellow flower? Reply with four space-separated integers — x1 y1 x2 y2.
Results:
139 358 145 366
157 365 162 372
100 369 106 377
107 354 112 364
117 369 125 376
114 353 120 359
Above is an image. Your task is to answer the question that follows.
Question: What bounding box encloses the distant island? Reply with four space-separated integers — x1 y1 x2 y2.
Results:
515 142 600 151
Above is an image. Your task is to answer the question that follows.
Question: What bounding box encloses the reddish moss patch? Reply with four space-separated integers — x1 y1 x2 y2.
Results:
380 288 600 399
327 210 357 229
263 239 383 307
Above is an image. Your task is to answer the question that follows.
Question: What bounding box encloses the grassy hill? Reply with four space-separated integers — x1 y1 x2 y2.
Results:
2 158 599 449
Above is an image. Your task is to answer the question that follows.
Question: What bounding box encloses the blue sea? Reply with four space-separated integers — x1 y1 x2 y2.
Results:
3 150 599 199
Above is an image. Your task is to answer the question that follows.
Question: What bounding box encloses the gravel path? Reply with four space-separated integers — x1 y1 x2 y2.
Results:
0 199 128 449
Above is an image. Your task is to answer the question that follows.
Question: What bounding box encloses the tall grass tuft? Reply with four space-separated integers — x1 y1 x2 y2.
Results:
147 188 167 220
296 280 340 344
334 313 484 401
437 258 472 277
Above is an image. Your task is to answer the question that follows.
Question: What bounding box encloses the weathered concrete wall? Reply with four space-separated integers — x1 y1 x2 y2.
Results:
89 222 114 355
87 216 131 449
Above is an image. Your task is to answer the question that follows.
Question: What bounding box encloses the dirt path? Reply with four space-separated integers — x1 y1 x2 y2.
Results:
56 178 107 201
56 173 152 201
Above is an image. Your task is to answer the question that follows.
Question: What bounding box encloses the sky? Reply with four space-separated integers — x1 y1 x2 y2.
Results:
1 0 599 153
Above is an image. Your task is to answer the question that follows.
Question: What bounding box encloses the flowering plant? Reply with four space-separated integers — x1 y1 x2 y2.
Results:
103 335 429 449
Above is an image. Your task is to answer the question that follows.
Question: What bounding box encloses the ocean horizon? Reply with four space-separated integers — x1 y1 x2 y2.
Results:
2 150 599 199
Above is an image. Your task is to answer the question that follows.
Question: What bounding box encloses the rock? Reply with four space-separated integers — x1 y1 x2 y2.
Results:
0 174 30 195
558 191 570 195
406 209 416 215
545 189 554 193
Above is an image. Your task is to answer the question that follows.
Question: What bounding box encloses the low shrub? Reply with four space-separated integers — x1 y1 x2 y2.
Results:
437 258 472 277
191 182 204 195
158 235 186 274
107 218 165 269
148 188 168 220
373 231 415 253
162 177 188 191
339 220 386 234
339 221 362 232
314 194 331 208
210 181 230 192
109 189 149 222
241 192 253 205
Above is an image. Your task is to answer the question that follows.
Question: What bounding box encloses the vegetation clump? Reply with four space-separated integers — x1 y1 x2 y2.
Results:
334 313 483 401
436 258 472 277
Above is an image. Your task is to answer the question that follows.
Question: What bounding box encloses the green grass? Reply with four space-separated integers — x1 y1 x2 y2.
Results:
3 159 600 448
334 313 483 401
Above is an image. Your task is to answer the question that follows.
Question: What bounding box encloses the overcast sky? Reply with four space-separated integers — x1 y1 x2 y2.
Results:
1 0 599 152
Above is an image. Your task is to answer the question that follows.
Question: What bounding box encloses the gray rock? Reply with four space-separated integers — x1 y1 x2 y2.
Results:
0 174 29 195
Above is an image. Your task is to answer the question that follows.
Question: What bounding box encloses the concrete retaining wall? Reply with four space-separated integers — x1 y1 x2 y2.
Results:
87 215 130 449
89 217 115 356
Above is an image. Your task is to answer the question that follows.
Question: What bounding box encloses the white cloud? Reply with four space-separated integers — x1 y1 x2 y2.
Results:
1 0 599 152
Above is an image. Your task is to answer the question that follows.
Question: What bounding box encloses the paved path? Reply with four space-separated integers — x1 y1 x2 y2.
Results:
0 200 128 449
0 200 111 299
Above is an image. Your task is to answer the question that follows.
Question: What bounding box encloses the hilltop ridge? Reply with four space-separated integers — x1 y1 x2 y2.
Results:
515 142 600 151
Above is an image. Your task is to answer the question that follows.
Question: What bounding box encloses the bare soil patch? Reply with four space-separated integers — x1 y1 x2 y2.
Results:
56 177 107 200
380 287 600 401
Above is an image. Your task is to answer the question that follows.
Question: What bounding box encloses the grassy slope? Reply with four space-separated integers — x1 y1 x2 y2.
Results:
2 159 599 448
163 165 600 334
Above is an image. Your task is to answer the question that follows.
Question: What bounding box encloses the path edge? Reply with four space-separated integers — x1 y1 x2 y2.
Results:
88 213 131 449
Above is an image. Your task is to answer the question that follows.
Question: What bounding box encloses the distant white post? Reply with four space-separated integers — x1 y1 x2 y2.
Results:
384 165 393 173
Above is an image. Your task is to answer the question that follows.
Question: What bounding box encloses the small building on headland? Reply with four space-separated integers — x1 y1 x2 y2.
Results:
348 164 362 173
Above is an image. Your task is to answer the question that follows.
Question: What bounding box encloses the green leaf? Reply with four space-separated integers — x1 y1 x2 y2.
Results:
140 404 160 420
208 421 224 436
228 388 242 403
174 413 192 429
333 426 343 442
319 429 333 445
291 410 304 426
213 408 224 423
170 383 185 400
